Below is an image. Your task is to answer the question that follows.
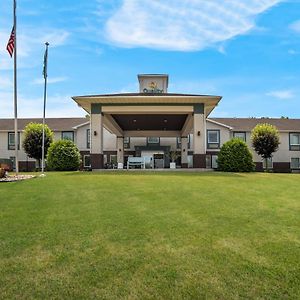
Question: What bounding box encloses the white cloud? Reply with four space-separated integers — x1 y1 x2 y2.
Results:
104 0 281 51
32 77 68 85
0 28 70 70
289 20 300 33
266 90 295 99
0 93 85 118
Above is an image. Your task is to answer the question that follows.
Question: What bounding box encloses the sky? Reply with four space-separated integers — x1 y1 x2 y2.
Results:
0 0 299 119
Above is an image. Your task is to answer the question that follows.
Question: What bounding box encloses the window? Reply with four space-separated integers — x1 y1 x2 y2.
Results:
177 136 191 149
291 158 300 169
207 130 220 149
110 155 117 164
8 132 20 150
212 155 218 169
62 131 74 141
263 157 273 169
187 155 193 168
177 137 181 149
233 132 246 142
147 137 160 145
10 156 16 170
124 137 130 149
86 129 90 149
206 154 218 169
83 155 91 168
289 133 300 151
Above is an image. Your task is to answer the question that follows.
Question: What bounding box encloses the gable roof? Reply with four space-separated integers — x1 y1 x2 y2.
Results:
210 118 300 132
0 118 87 131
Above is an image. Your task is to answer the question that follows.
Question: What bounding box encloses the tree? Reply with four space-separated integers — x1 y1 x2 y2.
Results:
46 140 81 171
251 123 280 171
217 138 255 172
22 123 54 167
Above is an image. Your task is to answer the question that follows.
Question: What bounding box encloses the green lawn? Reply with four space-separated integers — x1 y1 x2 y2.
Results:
0 172 299 299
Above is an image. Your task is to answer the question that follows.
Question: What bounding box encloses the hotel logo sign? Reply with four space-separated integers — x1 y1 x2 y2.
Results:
143 81 163 94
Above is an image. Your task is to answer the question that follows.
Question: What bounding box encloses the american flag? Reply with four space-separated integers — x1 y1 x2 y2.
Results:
6 26 15 57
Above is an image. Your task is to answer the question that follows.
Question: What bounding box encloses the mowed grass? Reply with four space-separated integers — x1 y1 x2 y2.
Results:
0 172 299 299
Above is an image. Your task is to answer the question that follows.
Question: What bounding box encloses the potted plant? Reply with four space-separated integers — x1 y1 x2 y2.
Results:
168 151 179 169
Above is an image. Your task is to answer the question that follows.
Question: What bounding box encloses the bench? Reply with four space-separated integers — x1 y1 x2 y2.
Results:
127 157 146 169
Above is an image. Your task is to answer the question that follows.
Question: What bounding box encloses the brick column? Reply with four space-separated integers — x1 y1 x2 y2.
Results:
117 136 124 168
193 104 206 168
181 136 188 168
90 104 104 169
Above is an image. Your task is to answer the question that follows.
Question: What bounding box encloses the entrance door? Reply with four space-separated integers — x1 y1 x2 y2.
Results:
141 151 164 169
154 154 164 168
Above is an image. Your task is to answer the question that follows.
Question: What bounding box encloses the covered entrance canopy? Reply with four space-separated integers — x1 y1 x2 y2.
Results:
72 75 222 169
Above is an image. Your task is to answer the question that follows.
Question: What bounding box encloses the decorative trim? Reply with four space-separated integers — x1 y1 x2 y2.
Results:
91 103 102 114
193 104 204 114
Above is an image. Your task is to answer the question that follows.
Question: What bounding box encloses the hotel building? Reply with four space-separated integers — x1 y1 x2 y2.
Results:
0 74 299 172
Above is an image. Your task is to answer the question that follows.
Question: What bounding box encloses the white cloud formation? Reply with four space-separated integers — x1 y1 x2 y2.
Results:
289 20 300 33
0 28 70 70
266 90 295 99
0 92 85 118
104 0 281 51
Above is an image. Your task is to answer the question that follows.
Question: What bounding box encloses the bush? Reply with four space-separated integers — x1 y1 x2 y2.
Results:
217 138 255 172
0 168 6 178
251 123 280 171
22 123 54 166
46 140 81 171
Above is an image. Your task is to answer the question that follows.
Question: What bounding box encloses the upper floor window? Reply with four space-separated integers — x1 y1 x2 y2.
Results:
233 132 246 142
291 158 300 169
207 130 220 149
86 129 90 149
62 131 74 142
147 137 160 145
8 132 20 150
289 133 300 151
124 137 130 149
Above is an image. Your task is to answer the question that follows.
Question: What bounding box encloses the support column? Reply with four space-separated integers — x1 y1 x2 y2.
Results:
90 104 104 169
117 136 124 169
193 104 206 168
181 137 188 168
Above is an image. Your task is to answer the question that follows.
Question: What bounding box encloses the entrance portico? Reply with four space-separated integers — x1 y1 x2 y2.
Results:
72 75 222 169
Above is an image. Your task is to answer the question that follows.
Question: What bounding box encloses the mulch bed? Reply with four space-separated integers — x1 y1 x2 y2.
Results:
0 175 36 183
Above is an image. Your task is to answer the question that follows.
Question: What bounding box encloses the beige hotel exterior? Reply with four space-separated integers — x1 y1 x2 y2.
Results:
0 74 300 172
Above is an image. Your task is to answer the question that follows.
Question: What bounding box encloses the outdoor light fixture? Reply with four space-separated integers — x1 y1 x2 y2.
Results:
197 131 201 136
164 119 167 123
183 149 186 152
133 119 137 123
93 131 97 136
119 149 122 152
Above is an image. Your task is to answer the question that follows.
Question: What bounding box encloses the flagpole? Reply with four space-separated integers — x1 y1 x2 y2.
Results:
41 42 49 176
13 0 19 175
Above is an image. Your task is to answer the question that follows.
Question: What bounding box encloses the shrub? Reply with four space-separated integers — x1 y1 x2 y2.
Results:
217 138 255 172
46 140 81 171
0 168 6 178
22 123 54 166
251 123 280 171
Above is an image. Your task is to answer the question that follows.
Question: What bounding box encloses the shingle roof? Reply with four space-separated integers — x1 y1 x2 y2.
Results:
0 118 87 131
210 118 300 131
0 117 299 132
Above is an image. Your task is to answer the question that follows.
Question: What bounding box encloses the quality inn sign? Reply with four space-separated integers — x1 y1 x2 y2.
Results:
143 81 163 94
